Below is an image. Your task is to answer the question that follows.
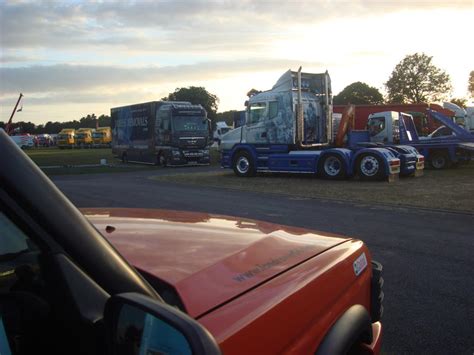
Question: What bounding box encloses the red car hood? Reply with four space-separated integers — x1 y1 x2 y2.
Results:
83 208 350 318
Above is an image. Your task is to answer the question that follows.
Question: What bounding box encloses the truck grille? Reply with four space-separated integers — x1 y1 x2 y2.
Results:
179 137 206 148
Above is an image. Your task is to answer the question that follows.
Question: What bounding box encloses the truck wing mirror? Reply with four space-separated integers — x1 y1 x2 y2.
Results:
105 293 221 355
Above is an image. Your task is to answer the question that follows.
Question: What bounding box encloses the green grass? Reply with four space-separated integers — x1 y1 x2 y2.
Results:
210 147 220 166
25 147 156 175
42 165 155 176
151 164 474 213
26 147 116 166
26 147 222 167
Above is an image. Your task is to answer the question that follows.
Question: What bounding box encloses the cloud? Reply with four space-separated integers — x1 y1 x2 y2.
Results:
1 0 471 55
0 59 323 94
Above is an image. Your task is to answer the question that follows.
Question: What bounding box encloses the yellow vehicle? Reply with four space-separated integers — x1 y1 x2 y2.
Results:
57 128 75 149
75 128 94 148
92 126 112 147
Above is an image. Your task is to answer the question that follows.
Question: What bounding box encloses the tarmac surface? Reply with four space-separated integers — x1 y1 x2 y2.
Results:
52 167 474 355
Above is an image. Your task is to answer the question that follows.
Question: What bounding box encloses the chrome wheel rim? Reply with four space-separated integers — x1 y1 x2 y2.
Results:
360 156 379 176
236 156 250 174
324 156 341 176
432 156 445 169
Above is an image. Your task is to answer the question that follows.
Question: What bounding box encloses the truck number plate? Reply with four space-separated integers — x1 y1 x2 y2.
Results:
353 253 368 276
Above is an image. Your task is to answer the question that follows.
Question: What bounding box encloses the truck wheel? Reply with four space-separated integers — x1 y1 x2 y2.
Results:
233 151 255 177
158 153 168 167
429 151 450 169
319 154 346 179
358 154 384 181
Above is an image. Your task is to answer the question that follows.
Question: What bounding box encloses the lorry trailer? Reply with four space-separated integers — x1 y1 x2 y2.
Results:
111 101 212 166
220 68 422 181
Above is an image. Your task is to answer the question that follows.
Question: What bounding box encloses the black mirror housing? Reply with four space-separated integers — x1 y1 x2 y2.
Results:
104 292 221 355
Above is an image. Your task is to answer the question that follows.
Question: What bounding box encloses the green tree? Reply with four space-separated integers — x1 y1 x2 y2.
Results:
79 114 97 128
215 110 237 126
450 98 467 108
468 70 474 97
97 114 111 127
162 86 219 126
333 82 384 105
385 53 452 103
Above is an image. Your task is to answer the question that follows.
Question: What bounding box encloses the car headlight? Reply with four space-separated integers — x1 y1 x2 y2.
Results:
172 150 181 157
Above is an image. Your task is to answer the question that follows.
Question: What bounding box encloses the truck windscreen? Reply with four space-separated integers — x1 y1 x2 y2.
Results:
173 116 208 132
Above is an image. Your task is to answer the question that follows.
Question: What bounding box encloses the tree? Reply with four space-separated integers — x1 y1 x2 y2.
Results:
215 110 237 126
450 98 467 108
333 82 384 105
468 70 474 97
385 53 452 103
162 86 219 126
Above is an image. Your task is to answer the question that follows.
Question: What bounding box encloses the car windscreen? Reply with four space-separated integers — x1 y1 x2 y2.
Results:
172 116 208 132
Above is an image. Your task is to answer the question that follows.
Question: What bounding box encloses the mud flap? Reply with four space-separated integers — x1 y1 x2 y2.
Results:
387 173 399 183
414 169 424 177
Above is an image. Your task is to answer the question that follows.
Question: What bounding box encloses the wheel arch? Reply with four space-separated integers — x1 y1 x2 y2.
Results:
352 148 392 176
230 144 257 165
317 148 352 175
315 304 373 355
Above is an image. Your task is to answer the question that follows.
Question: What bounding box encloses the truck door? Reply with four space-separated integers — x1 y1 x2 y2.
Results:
155 108 172 147
368 115 389 143
242 102 268 144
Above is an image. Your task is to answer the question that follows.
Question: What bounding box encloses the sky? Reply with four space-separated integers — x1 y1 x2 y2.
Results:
0 0 473 125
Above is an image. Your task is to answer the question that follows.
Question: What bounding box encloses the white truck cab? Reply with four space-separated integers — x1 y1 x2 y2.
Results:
367 111 403 144
213 121 232 143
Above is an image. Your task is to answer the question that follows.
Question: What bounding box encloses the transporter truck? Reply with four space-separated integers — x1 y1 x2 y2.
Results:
221 68 420 180
367 110 474 169
111 101 211 166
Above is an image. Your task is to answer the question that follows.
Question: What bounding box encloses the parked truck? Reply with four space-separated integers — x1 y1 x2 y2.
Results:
220 68 421 181
334 103 454 135
92 126 112 147
111 101 211 166
9 134 35 149
443 102 474 133
75 127 94 148
214 121 232 144
366 110 474 169
57 128 75 149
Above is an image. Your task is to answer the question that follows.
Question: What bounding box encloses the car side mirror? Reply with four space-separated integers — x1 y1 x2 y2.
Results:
104 293 221 355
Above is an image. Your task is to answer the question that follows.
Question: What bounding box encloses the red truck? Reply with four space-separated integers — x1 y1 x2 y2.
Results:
0 128 383 355
334 103 454 134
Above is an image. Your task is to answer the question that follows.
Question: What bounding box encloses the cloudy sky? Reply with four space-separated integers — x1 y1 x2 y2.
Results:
1 0 473 125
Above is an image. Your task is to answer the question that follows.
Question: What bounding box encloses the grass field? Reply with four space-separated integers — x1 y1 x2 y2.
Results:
151 164 474 213
26 148 116 166
25 148 156 175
